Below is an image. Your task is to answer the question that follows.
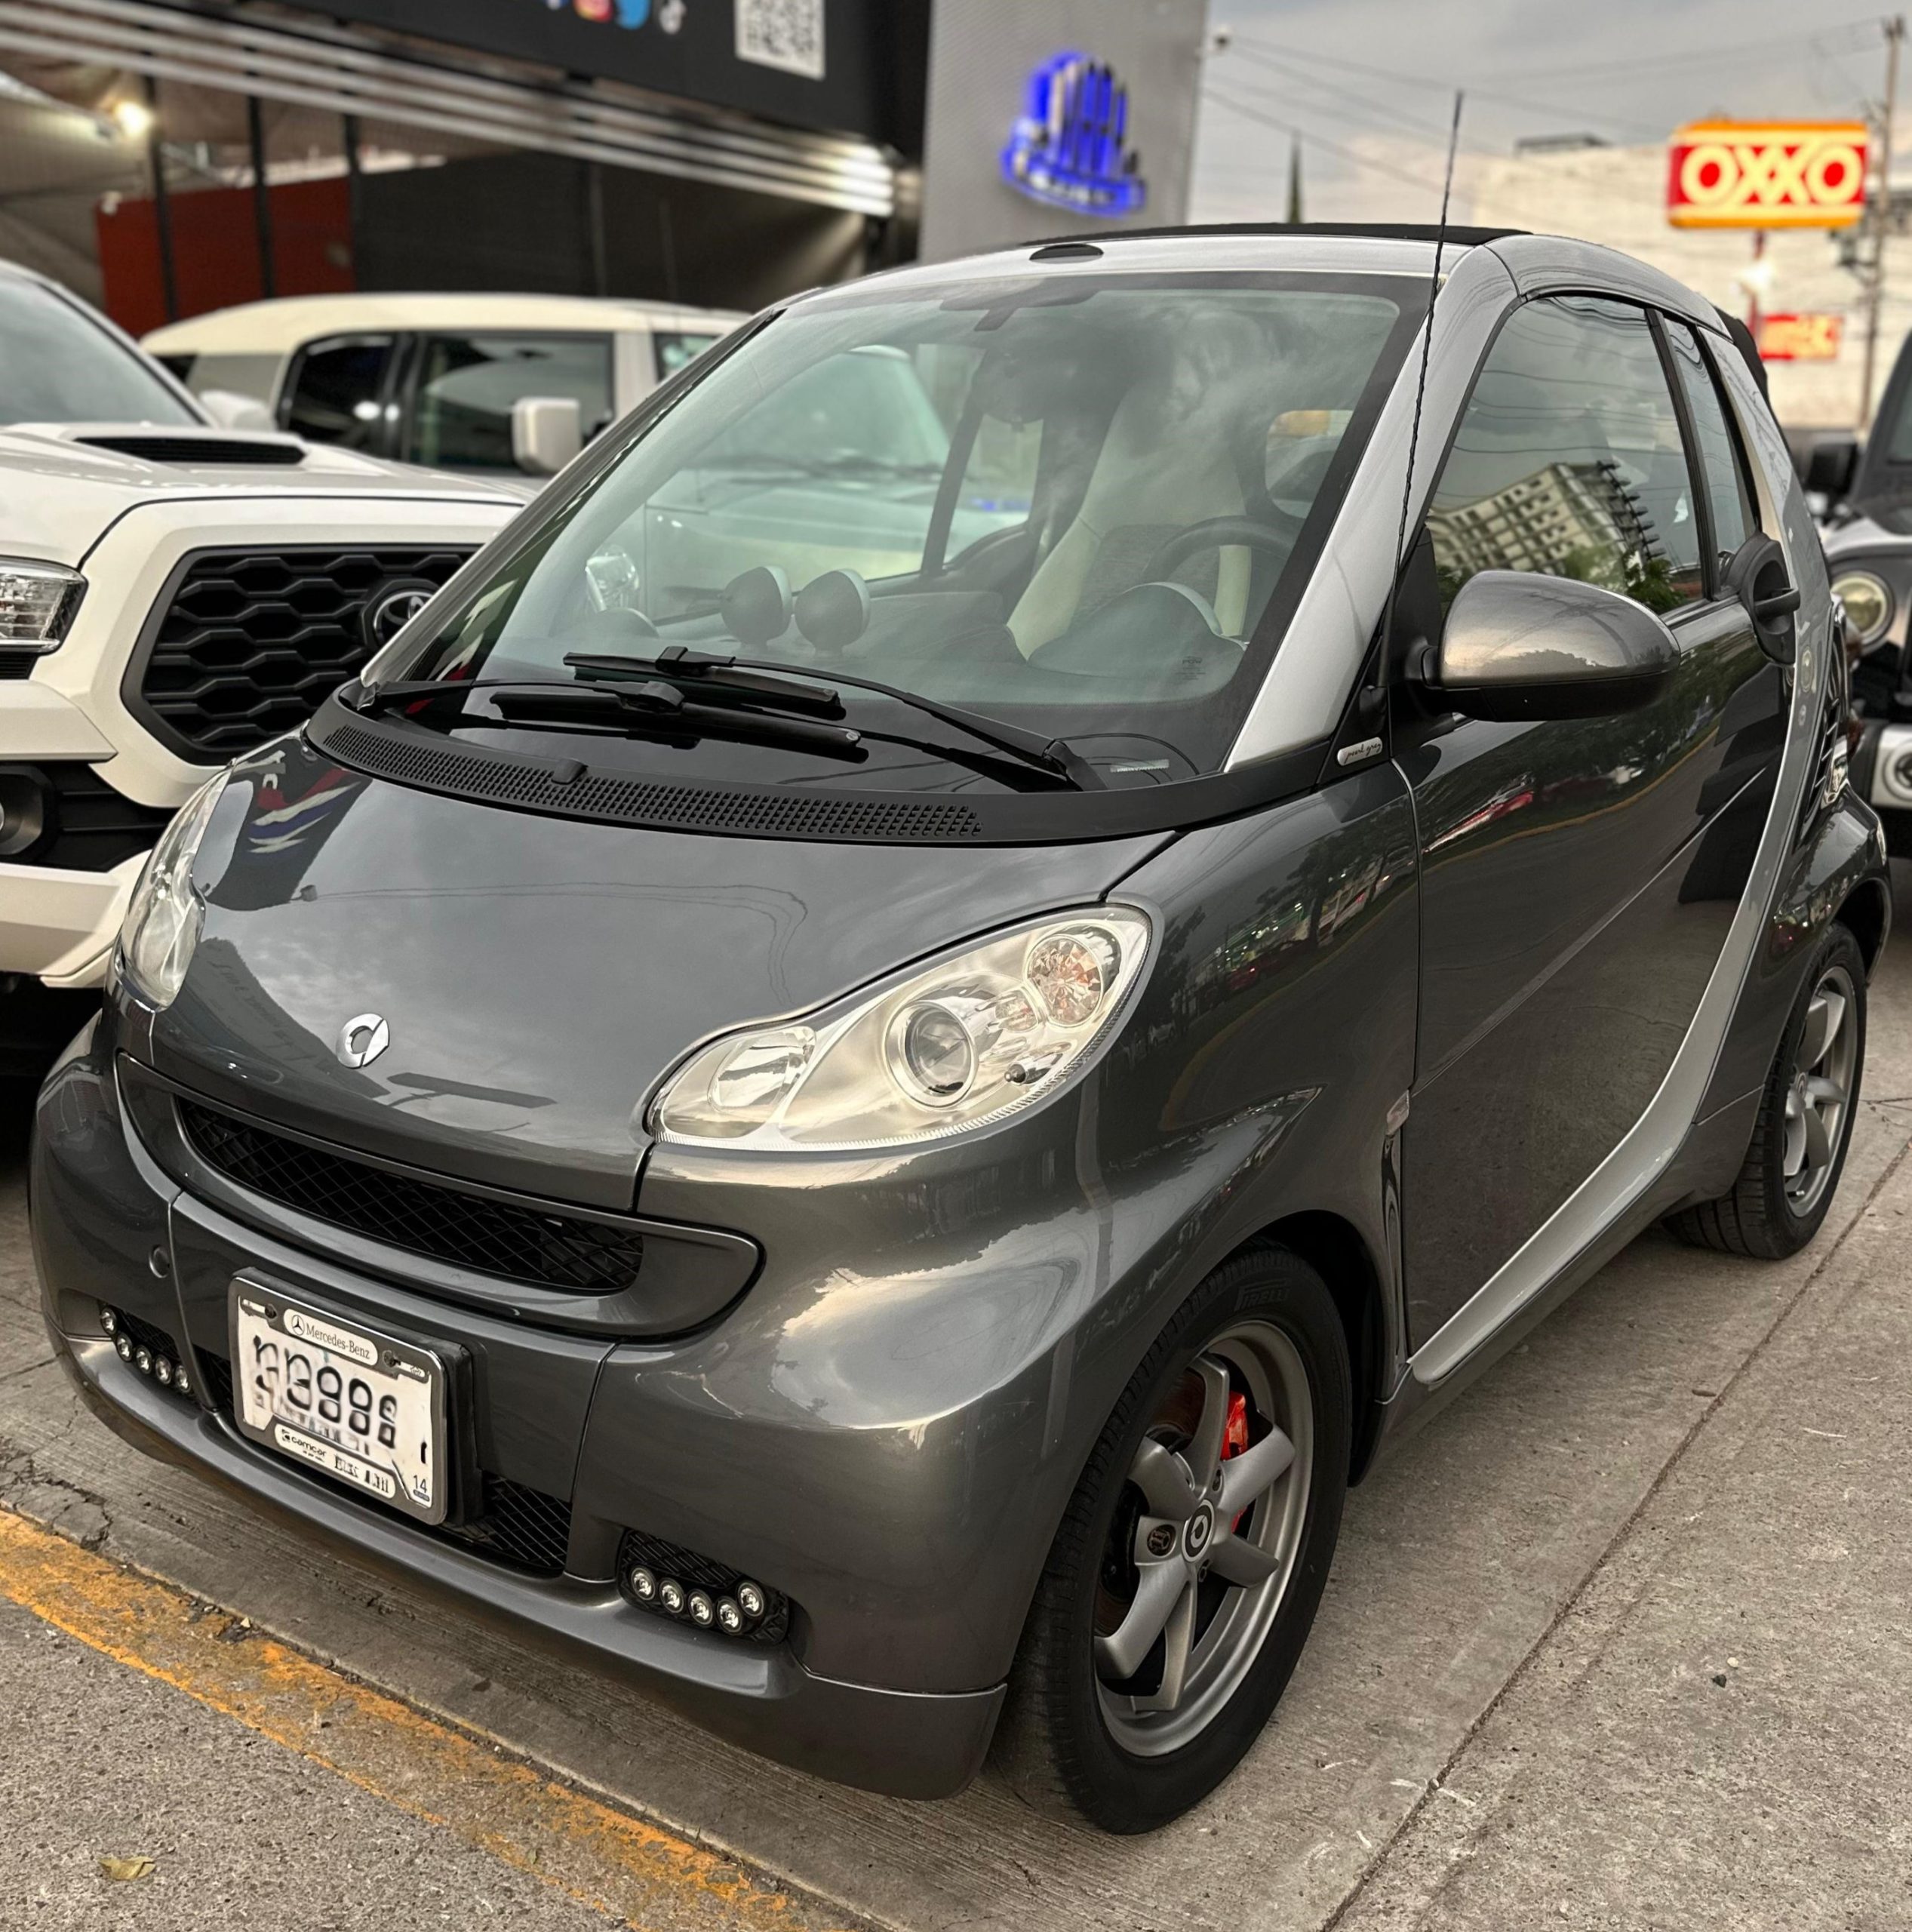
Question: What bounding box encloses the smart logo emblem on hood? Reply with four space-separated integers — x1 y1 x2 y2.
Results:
337 1014 390 1069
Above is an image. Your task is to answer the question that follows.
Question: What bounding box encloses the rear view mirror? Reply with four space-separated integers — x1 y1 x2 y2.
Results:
1422 571 1680 721
510 396 584 477
1800 432 1858 503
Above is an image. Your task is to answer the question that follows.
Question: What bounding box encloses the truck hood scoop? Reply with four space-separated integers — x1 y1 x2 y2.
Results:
67 429 307 466
146 733 1165 1211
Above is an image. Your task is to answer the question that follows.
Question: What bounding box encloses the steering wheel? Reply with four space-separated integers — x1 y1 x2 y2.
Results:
1145 517 1296 582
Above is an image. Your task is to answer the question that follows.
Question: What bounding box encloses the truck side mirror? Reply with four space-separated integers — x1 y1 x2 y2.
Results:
510 396 584 477
1801 433 1858 502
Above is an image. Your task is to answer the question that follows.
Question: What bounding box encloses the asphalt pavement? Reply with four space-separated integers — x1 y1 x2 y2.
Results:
3 904 1910 1930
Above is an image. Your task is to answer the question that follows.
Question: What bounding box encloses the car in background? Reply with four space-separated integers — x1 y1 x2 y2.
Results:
144 294 744 482
0 258 520 1076
1800 331 1912 848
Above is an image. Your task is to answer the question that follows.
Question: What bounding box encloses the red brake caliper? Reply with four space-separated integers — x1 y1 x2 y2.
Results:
1222 1391 1250 1532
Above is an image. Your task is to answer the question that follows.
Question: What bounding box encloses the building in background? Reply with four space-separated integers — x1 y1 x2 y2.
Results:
1465 141 1912 429
0 0 931 331
0 0 1211 336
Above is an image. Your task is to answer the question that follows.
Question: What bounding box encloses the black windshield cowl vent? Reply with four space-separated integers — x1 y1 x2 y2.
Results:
320 714 987 843
73 432 308 467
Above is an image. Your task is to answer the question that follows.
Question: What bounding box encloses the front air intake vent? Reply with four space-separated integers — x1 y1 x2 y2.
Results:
179 1098 645 1295
318 716 988 844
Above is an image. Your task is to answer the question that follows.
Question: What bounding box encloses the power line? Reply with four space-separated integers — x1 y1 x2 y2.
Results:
1200 85 1440 197
1222 42 1455 139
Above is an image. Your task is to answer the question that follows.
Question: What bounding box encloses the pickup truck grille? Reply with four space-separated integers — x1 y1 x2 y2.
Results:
131 546 474 760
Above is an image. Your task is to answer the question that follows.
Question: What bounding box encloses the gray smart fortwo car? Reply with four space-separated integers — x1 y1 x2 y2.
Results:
33 226 1888 1832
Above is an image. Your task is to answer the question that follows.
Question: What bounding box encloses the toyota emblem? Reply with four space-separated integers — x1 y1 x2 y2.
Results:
337 1013 389 1068
362 580 437 651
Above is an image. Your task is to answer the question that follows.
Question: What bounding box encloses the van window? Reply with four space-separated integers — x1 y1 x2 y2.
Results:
282 337 396 451
406 333 614 470
654 331 721 383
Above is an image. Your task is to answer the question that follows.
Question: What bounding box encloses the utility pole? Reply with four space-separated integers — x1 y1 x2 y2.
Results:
1861 14 1904 429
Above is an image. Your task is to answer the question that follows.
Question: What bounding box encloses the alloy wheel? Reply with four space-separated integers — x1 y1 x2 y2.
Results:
1783 961 1858 1217
1093 1320 1314 1755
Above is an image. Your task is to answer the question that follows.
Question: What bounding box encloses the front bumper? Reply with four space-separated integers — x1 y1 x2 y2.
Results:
31 1020 1030 1799
0 853 143 984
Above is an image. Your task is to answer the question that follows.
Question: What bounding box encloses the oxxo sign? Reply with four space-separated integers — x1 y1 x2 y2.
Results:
1667 120 1869 229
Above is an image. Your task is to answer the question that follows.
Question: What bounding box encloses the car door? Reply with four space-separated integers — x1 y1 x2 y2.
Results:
1397 294 1778 1349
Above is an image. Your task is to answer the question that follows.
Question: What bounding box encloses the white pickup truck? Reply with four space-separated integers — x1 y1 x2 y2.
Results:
0 261 519 1074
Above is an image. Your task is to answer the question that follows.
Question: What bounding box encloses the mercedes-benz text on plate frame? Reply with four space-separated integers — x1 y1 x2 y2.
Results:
229 1283 448 1526
32 228 1889 1833
336 1014 389 1068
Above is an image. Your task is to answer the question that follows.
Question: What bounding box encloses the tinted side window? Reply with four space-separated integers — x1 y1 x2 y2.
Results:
407 334 613 470
1665 320 1758 567
1428 295 1703 614
282 337 395 449
653 331 719 382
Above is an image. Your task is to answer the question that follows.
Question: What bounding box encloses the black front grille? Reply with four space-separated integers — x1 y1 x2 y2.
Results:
179 1100 644 1296
0 648 42 681
204 1351 572 1577
444 1477 574 1575
5 763 175 872
134 546 474 759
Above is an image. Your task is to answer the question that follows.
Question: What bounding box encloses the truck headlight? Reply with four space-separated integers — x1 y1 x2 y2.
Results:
1831 569 1894 649
0 558 85 648
115 772 228 1008
653 907 1152 1151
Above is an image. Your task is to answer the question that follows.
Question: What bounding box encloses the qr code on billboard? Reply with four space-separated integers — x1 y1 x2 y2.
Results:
735 0 825 80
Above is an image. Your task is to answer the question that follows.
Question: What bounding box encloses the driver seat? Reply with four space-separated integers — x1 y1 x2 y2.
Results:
1007 367 1259 659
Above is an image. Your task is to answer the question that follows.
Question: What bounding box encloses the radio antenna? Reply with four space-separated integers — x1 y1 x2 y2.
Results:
1380 88 1465 681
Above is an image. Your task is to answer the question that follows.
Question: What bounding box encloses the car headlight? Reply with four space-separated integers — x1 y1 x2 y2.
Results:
115 771 228 1008
0 558 85 648
1832 569 1894 649
653 907 1153 1151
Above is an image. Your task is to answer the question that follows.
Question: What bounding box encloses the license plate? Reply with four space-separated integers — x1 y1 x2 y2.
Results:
229 1282 447 1526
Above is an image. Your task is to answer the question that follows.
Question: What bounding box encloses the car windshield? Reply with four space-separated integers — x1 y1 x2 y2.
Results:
0 276 198 427
389 272 1419 783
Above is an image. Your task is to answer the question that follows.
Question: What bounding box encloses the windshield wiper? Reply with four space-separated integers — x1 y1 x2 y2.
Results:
564 646 1102 791
349 674 868 763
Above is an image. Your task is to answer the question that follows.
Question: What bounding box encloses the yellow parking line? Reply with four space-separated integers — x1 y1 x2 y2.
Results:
0 1506 858 1932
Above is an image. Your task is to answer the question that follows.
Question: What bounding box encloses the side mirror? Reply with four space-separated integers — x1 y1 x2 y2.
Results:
1801 432 1858 502
510 395 584 477
198 388 275 431
1723 533 1800 665
1420 571 1680 721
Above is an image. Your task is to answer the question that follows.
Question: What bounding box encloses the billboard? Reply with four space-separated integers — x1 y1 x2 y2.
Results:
919 0 1206 260
275 0 928 149
1756 313 1846 361
1667 121 1868 229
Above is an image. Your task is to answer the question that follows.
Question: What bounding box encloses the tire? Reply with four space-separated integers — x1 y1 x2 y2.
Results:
1668 921 1867 1259
994 1246 1351 1832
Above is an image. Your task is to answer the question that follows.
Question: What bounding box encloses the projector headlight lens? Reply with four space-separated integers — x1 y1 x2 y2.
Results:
1833 569 1894 649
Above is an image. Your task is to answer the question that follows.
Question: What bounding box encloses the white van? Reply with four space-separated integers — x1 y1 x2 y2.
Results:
145 293 745 481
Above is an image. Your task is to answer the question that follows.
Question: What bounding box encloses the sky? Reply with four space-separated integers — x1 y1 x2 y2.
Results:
1189 0 1904 225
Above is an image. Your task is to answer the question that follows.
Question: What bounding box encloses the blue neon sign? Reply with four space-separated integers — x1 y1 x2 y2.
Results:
1001 53 1147 219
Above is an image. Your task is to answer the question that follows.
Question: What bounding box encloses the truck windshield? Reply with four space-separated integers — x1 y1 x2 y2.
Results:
0 277 198 427
389 271 1421 780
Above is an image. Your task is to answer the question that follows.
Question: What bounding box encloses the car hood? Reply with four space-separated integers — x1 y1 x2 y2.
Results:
0 425 521 567
144 734 1170 1210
